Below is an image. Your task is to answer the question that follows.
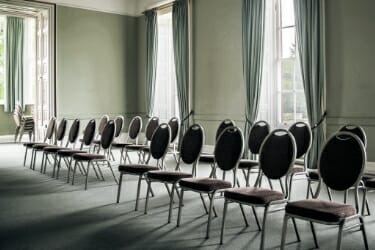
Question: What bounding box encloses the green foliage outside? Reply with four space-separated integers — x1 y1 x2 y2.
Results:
0 17 4 101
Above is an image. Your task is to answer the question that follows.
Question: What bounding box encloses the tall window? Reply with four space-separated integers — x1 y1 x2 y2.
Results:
0 16 5 104
153 9 179 121
258 0 307 127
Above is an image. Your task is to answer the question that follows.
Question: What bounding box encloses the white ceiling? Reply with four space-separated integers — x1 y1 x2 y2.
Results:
39 0 167 16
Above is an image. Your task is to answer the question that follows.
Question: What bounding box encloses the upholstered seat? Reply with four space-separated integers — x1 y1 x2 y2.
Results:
225 187 284 204
73 153 105 161
179 177 231 192
43 146 66 153
57 149 86 157
24 142 41 148
289 166 305 174
286 199 356 223
307 169 319 180
32 143 50 150
238 159 259 169
147 170 192 182
111 142 133 148
126 144 147 150
363 177 375 188
199 154 214 163
118 164 159 174
141 147 151 152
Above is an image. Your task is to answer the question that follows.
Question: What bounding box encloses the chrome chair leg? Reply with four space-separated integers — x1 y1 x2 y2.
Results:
177 188 185 227
292 218 301 242
84 161 91 190
252 206 261 231
200 193 209 214
107 161 118 184
220 199 229 244
71 161 78 185
260 206 269 250
136 175 142 211
337 222 344 250
23 148 28 166
360 217 369 250
310 221 319 248
206 192 215 239
116 173 123 203
66 158 73 183
280 215 289 250
144 179 151 214
168 184 176 223
239 204 249 227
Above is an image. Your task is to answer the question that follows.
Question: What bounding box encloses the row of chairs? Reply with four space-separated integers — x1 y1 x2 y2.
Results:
20 115 371 249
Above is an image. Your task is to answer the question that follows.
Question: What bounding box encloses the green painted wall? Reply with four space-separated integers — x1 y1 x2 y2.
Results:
325 0 375 160
56 6 139 124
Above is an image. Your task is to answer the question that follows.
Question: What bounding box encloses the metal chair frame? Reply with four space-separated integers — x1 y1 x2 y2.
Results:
117 116 143 164
280 131 369 250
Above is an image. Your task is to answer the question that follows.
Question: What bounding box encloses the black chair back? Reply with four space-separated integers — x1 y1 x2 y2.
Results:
248 120 270 154
319 132 365 191
98 115 109 136
180 124 204 164
56 119 67 142
145 117 159 141
68 119 80 143
128 116 142 140
100 120 116 150
289 122 312 158
82 119 96 146
45 117 57 141
215 119 236 141
339 124 367 148
150 123 171 160
259 129 296 180
168 117 180 143
215 126 244 171
114 115 124 138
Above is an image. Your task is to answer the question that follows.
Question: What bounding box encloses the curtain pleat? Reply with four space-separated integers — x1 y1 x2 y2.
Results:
172 0 190 146
242 0 266 157
294 0 326 169
144 10 158 118
5 16 24 113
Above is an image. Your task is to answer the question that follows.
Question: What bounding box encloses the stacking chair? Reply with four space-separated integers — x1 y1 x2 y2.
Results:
238 120 270 187
72 120 118 190
13 103 34 142
116 123 171 210
112 116 143 164
92 115 110 149
286 122 312 199
41 119 80 177
23 117 56 169
56 119 96 182
33 118 67 173
144 124 204 223
220 129 298 249
177 126 244 239
199 119 236 178
126 116 159 163
109 115 125 160
280 131 369 250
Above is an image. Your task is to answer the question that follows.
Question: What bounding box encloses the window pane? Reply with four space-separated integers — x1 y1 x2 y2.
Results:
294 58 304 90
296 92 307 120
281 27 295 58
0 16 5 102
281 0 295 27
281 58 294 90
281 92 294 125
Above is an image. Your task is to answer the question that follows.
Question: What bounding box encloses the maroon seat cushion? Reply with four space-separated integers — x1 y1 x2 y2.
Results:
118 164 159 174
57 149 86 157
73 153 105 161
364 177 375 188
286 199 356 223
307 170 319 180
179 177 231 192
43 146 66 153
238 159 259 169
32 143 50 150
24 142 42 148
126 144 148 150
199 154 214 163
289 166 305 174
147 170 192 182
225 187 284 204
111 142 133 148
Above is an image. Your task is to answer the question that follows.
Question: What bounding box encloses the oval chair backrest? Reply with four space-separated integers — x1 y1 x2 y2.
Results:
248 120 270 155
259 129 296 180
215 119 236 141
180 124 204 165
319 132 365 191
114 115 124 138
150 123 171 160
289 122 312 159
82 119 96 146
128 116 142 140
145 117 160 141
214 126 244 171
168 117 180 143
45 117 57 141
100 120 116 149
56 119 67 141
339 124 367 148
98 115 109 136
68 119 80 143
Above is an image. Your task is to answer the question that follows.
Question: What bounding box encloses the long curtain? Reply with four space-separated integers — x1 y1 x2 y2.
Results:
242 0 266 157
172 0 190 144
5 16 24 113
144 10 158 118
294 0 326 169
